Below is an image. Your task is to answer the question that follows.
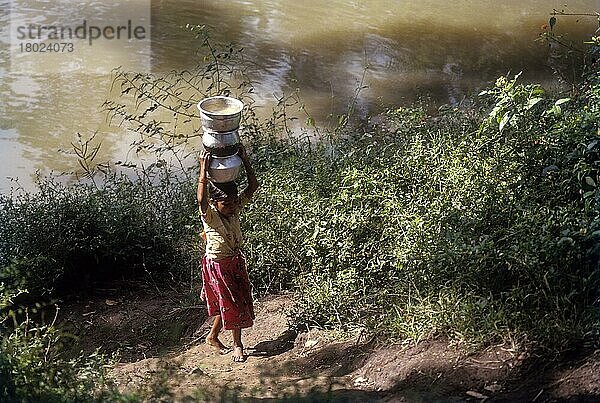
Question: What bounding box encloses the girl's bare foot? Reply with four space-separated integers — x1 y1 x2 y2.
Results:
206 336 231 355
232 346 246 362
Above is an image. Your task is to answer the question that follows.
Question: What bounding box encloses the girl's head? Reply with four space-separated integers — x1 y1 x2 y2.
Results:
209 181 239 217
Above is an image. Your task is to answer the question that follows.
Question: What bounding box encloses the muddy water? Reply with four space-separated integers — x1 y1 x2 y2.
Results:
0 0 598 191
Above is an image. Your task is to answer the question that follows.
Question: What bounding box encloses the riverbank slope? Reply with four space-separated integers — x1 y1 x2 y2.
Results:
58 288 599 402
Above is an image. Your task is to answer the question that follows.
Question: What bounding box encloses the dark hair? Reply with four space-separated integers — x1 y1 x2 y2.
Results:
208 181 238 201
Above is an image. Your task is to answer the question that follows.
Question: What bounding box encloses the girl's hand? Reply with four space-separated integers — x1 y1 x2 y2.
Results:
200 148 211 173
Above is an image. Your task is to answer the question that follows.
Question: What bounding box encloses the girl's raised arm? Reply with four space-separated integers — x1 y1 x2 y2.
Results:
239 144 259 199
197 150 211 214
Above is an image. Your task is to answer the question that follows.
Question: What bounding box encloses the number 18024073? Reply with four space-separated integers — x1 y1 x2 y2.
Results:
19 42 74 52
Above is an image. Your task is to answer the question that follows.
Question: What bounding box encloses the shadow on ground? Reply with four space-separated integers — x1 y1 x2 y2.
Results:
250 330 297 358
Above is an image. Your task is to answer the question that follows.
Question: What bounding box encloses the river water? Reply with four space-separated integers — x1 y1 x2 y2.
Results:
0 0 598 191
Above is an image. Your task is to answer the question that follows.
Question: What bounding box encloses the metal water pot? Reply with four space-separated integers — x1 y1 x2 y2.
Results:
202 129 240 157
197 96 244 132
208 154 243 183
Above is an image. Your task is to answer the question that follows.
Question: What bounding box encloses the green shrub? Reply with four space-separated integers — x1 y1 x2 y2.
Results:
0 172 201 296
245 72 600 350
0 285 133 402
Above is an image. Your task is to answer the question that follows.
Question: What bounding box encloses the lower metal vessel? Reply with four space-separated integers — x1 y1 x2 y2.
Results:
208 154 243 183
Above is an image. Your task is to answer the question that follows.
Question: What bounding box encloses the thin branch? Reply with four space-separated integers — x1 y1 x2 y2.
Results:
551 11 599 17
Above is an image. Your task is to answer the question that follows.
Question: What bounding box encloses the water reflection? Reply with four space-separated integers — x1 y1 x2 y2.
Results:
0 0 598 191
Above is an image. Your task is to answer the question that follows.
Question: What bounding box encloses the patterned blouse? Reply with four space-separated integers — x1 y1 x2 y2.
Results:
201 193 251 260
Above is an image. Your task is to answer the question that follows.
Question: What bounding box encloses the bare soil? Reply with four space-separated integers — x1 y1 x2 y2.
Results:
58 286 600 402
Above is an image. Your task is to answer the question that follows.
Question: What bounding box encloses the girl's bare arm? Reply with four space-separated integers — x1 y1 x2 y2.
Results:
239 144 259 199
197 150 211 214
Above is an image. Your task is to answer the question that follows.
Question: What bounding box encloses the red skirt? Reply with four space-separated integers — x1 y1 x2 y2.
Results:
200 253 255 330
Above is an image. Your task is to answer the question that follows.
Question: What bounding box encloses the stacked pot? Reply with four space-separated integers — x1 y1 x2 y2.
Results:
197 96 244 183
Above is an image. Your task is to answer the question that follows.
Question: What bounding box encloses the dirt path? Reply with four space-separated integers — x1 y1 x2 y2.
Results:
60 289 599 402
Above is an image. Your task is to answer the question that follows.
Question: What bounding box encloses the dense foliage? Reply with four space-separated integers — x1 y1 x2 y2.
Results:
245 72 600 349
0 173 200 296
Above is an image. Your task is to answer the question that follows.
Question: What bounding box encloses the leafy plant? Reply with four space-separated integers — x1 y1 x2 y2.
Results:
0 285 133 402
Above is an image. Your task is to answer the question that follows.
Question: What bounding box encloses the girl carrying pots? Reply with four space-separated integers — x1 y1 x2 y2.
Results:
197 144 259 362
